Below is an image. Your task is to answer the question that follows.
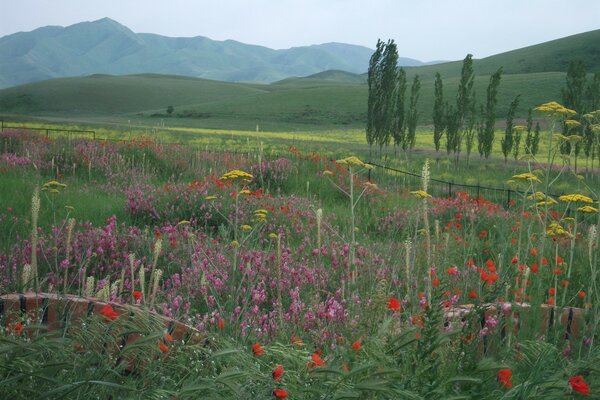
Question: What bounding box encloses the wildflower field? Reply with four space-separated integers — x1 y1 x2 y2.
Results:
0 104 599 399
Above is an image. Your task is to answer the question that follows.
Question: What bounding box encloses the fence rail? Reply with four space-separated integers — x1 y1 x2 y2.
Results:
1 120 96 140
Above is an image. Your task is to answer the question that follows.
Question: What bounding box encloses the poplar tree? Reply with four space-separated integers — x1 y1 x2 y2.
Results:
404 74 421 152
480 67 503 159
455 54 475 162
376 40 399 156
366 40 384 156
432 72 445 160
501 95 520 163
393 68 407 155
525 108 534 155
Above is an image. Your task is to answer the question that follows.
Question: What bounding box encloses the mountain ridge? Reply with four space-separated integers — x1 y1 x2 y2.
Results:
0 18 432 88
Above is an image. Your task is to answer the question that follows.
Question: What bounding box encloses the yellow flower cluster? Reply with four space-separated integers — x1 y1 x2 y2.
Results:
558 194 594 203
410 190 432 199
336 156 373 169
577 205 598 213
565 119 582 128
364 182 379 191
546 222 572 237
534 101 577 119
528 192 556 204
220 169 254 182
254 209 268 222
241 224 252 232
205 195 218 201
42 180 67 193
512 173 541 183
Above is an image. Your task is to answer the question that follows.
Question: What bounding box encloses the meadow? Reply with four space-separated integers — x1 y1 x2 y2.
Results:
0 100 599 399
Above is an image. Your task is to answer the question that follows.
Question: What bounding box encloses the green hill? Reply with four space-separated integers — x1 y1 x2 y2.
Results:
2 28 599 131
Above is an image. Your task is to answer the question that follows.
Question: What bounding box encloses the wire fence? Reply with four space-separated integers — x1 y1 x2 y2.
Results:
365 161 598 207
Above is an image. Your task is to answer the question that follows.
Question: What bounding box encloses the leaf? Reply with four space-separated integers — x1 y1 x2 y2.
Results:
211 348 241 358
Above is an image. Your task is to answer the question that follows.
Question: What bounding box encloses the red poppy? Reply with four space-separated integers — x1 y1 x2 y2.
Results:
511 256 518 264
468 290 478 299
387 298 401 312
308 352 325 368
432 277 440 288
164 333 174 344
132 291 142 301
351 340 362 350
99 305 118 321
158 340 169 353
11 321 23 335
252 342 264 356
548 287 556 296
578 290 586 299
556 255 564 264
291 335 303 346
272 364 284 381
273 388 288 399
217 318 225 330
498 368 513 389
569 375 590 396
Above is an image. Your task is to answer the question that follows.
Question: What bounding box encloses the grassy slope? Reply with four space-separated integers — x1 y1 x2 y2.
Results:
1 29 598 130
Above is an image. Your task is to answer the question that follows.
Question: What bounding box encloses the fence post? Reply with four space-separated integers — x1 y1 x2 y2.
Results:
448 182 452 198
476 183 480 199
507 189 512 208
46 129 49 138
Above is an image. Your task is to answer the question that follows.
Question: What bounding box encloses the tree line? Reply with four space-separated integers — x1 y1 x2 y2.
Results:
366 39 600 170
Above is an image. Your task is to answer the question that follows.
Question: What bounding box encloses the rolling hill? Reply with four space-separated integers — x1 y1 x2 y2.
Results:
0 27 598 131
0 18 431 89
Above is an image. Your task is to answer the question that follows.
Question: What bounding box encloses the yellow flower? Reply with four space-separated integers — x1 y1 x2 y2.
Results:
567 135 583 143
239 189 251 195
512 173 541 183
268 233 278 240
546 222 572 237
364 182 379 190
513 125 527 132
535 200 557 208
178 220 191 225
230 240 240 248
220 169 254 182
577 205 598 213
43 180 67 188
565 119 582 128
561 217 576 223
323 170 334 176
254 209 269 215
336 156 365 167
534 101 577 119
241 224 252 232
410 190 432 199
205 196 218 201
558 194 594 203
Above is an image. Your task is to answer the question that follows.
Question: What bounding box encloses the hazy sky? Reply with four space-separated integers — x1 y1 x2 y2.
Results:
1 0 599 61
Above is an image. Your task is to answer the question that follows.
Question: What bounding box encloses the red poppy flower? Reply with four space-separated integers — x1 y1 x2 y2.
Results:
11 322 23 335
132 291 142 301
498 368 513 389
273 388 288 399
511 256 518 264
164 333 174 344
351 340 362 350
548 287 556 296
468 290 478 299
252 342 264 356
569 375 590 396
291 335 303 346
432 277 440 288
217 318 225 330
308 352 325 368
158 340 169 353
387 298 401 312
272 364 284 381
556 255 564 264
99 305 118 321
578 290 586 299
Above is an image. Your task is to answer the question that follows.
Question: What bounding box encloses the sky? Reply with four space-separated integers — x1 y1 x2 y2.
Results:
1 0 600 61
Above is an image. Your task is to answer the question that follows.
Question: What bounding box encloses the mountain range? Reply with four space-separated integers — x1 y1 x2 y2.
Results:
0 18 437 89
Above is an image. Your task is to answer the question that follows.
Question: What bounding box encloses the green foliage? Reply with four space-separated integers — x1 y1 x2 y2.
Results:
405 74 421 152
480 68 503 159
393 68 408 151
432 72 445 155
501 95 520 163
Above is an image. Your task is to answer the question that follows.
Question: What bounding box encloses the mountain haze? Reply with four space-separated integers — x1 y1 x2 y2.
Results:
0 18 431 88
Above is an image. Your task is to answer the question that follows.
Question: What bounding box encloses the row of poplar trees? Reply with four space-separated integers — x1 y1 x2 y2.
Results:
367 40 600 167
366 39 421 158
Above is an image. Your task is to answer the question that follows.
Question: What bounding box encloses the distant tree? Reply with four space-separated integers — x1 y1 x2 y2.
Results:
501 95 520 163
480 67 503 159
376 40 399 156
525 108 534 155
445 104 460 157
393 68 407 155
561 60 586 155
404 74 421 152
432 72 445 160
166 105 174 115
512 125 523 161
366 40 385 156
455 54 475 163
464 92 477 164
586 71 600 111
